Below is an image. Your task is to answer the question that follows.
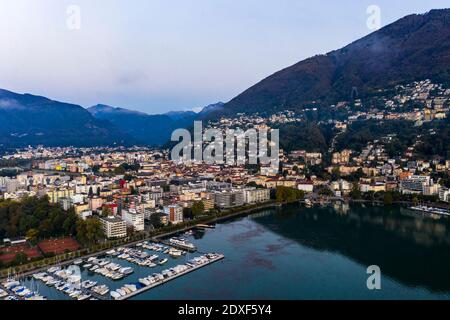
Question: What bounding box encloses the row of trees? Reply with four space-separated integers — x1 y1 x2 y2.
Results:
349 188 439 205
275 186 305 203
0 196 104 246
0 196 78 241
183 201 206 220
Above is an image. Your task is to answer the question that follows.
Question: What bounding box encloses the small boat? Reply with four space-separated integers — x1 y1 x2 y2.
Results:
139 278 151 286
116 288 127 296
158 258 168 265
110 291 121 300
93 285 109 296
73 259 83 265
78 294 91 301
125 284 137 292
90 265 99 272
169 248 183 257
119 267 134 275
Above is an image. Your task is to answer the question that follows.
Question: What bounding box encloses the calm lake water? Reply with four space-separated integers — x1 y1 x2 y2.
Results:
24 204 450 300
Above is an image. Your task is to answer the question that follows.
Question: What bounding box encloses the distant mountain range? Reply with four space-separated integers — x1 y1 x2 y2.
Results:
87 102 225 146
206 9 450 119
87 104 198 146
0 89 224 148
0 89 136 148
1 9 449 148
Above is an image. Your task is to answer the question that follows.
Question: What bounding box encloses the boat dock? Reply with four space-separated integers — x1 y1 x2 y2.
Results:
196 224 216 229
116 253 225 300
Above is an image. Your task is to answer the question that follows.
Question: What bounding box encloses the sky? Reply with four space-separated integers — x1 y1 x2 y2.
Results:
0 0 448 114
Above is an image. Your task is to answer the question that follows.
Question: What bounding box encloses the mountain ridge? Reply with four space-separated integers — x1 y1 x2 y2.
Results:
206 8 450 119
0 89 136 147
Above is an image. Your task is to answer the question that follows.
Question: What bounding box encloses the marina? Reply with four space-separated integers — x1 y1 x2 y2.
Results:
1 236 223 301
3 204 450 300
113 253 224 300
0 278 47 300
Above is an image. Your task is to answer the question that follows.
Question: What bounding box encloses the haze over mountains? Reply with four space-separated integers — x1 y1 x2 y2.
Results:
0 9 449 148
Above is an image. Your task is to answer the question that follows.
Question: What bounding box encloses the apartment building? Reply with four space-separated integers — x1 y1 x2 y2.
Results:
100 216 127 239
122 209 145 232
243 188 270 204
214 190 245 209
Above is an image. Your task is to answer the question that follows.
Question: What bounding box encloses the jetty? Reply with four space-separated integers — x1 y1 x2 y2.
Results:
115 253 224 300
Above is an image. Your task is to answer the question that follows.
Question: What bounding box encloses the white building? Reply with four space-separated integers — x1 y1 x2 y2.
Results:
122 209 145 232
297 182 314 193
214 190 245 209
243 188 270 204
100 216 127 239
439 188 449 203
400 175 433 194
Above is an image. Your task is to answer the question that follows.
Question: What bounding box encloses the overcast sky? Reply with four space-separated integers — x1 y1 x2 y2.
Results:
0 0 448 114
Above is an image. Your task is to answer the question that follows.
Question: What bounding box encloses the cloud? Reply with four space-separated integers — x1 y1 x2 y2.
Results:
0 99 24 110
117 71 149 85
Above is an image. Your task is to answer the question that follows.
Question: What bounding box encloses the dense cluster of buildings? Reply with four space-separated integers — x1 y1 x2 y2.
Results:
0 80 449 240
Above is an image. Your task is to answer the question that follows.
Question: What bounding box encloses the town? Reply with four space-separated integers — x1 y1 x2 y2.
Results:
0 79 449 300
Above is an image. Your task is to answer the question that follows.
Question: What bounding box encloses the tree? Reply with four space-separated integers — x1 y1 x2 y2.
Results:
102 207 112 217
114 166 126 175
383 192 394 205
12 252 28 265
26 228 39 245
62 210 78 235
331 167 341 181
88 187 94 198
85 218 104 244
192 201 205 216
76 218 104 245
183 207 194 220
276 186 304 203
150 212 164 229
350 182 362 200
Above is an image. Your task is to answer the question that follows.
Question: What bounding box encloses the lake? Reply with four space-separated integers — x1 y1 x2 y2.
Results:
24 203 450 300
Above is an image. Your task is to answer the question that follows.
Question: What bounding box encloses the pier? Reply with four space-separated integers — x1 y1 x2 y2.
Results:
196 224 216 229
116 253 225 300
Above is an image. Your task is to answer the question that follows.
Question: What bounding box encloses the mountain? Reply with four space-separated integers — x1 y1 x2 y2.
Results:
88 105 197 146
208 9 450 118
199 102 225 115
88 102 228 146
165 110 197 121
0 89 135 147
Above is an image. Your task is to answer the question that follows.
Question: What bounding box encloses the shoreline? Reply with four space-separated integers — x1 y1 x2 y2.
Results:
4 199 445 280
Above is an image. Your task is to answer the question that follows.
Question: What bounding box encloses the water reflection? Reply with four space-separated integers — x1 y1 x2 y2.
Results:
253 204 450 293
